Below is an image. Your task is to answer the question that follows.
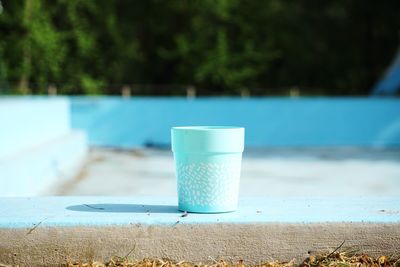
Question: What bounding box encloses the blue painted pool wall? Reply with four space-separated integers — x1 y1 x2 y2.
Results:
71 97 400 148
0 97 70 157
0 97 88 196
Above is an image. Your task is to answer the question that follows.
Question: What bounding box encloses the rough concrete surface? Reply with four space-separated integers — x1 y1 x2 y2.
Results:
0 223 399 266
55 148 400 197
0 197 399 265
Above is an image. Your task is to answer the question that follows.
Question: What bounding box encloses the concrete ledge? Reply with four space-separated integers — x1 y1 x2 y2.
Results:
0 131 87 196
0 197 399 265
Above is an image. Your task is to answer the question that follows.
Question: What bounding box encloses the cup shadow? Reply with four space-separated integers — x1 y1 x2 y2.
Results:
66 203 179 213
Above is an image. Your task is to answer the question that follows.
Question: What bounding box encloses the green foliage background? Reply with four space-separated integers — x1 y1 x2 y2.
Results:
0 0 399 95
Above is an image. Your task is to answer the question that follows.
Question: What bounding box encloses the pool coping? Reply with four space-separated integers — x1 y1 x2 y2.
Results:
0 196 399 265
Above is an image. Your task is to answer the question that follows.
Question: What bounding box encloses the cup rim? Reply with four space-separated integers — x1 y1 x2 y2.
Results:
172 126 243 131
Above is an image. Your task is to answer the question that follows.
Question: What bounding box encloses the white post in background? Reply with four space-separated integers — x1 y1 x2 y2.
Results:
289 86 300 98
186 85 196 99
240 88 250 97
47 85 57 96
122 85 131 98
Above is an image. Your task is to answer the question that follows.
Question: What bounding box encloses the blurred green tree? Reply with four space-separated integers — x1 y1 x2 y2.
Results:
0 0 65 94
0 0 399 95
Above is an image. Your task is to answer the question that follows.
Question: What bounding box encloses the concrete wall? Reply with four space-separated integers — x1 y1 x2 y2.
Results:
71 97 400 148
0 97 87 196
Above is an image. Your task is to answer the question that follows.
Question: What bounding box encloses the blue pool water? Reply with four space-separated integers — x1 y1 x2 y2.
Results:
71 97 400 148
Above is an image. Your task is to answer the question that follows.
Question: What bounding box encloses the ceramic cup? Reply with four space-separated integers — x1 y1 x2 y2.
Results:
171 126 245 213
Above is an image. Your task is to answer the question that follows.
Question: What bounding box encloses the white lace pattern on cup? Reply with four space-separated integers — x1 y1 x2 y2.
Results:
177 162 240 208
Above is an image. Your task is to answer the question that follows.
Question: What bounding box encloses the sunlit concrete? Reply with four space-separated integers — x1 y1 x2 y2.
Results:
0 196 398 265
56 148 400 197
1 131 87 196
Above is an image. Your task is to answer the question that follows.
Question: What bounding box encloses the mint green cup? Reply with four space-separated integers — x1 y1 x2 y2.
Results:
171 126 245 213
